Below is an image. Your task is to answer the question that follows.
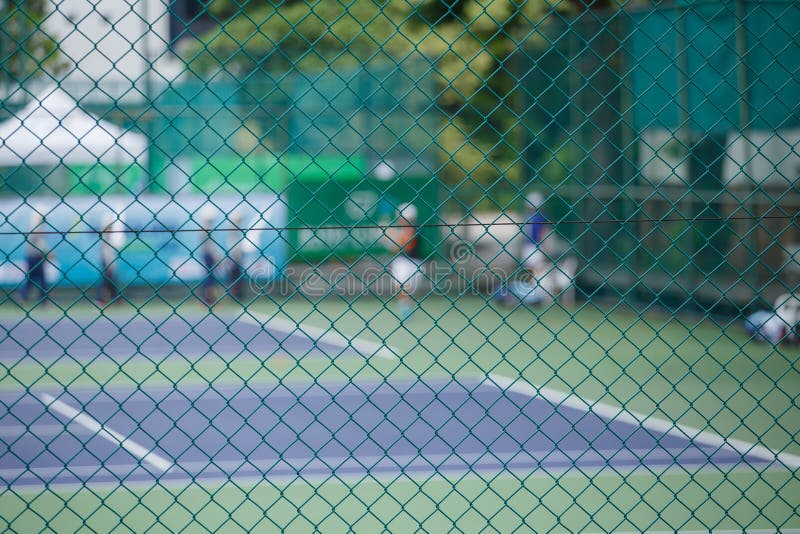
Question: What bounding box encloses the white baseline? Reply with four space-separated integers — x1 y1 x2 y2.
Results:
485 373 800 471
241 312 398 360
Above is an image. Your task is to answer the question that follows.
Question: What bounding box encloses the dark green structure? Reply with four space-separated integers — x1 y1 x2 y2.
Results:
520 0 800 310
285 165 441 262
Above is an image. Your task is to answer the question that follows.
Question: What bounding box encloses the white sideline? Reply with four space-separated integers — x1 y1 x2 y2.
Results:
0 446 731 484
241 312 398 360
39 394 171 473
485 373 800 471
0 424 91 438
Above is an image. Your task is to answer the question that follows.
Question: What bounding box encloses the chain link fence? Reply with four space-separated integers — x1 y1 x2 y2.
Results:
1 1 799 531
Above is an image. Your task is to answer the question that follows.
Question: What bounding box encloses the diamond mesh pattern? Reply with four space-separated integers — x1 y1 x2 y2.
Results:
1 1 798 531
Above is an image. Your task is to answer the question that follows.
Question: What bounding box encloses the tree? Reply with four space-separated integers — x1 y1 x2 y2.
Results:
184 1 416 74
181 1 583 209
0 1 61 89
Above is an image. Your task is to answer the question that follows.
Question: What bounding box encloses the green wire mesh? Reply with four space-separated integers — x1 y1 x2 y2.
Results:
1 1 799 532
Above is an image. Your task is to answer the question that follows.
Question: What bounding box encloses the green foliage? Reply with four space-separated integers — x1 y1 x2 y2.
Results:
0 0 61 84
182 1 585 206
185 1 415 74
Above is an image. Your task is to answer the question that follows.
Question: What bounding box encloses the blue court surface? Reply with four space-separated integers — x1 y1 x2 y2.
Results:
0 312 390 362
0 376 776 490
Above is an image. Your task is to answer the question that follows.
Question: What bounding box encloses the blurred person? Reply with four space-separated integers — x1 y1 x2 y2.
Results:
520 192 550 283
20 211 53 305
96 213 125 306
745 293 800 344
200 208 218 306
496 192 577 307
227 210 246 300
389 203 422 321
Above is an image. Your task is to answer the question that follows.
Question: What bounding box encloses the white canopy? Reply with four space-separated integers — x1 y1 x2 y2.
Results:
0 87 148 167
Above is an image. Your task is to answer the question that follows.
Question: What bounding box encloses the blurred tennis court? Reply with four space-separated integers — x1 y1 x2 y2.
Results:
3 0 800 531
3 375 788 489
3 295 799 531
0 309 394 363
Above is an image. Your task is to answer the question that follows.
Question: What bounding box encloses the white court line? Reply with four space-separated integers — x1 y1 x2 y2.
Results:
485 373 800 471
240 312 398 360
39 394 171 473
0 461 164 479
0 446 743 485
0 424 93 438
4 461 780 494
163 447 735 476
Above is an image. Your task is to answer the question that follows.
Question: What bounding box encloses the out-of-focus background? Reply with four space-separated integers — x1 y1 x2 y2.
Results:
1 1 799 532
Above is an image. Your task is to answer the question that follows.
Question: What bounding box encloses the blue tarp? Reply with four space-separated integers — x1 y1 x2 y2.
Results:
0 194 287 287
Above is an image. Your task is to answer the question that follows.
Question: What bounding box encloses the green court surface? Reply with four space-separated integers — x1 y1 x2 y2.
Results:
4 467 798 532
2 295 798 531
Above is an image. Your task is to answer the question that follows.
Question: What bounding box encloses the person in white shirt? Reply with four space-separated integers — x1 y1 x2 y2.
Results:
388 203 422 321
97 213 125 306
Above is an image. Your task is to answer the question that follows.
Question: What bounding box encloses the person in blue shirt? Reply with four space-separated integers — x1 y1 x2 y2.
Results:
520 192 549 282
